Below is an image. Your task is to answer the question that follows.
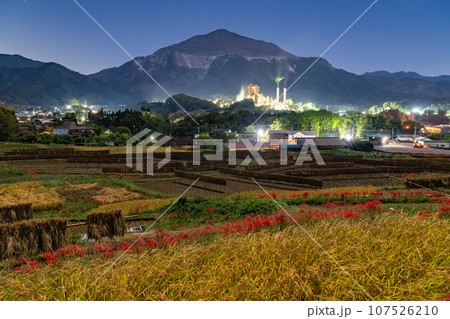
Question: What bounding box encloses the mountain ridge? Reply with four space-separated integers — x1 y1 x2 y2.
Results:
364 70 450 83
1 29 450 108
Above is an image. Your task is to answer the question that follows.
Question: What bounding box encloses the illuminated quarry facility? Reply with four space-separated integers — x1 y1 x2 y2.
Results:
239 81 292 109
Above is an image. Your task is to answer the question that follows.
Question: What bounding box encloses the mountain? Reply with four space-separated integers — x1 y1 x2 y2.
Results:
0 54 44 69
2 29 450 108
364 71 450 84
0 55 132 106
90 29 295 81
90 29 450 107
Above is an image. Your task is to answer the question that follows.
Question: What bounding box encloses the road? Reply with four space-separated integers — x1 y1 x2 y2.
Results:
375 143 450 155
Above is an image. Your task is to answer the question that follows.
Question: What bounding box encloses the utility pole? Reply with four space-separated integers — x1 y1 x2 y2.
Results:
413 125 417 146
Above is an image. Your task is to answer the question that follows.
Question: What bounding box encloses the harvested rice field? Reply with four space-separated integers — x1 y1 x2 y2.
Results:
0 148 449 301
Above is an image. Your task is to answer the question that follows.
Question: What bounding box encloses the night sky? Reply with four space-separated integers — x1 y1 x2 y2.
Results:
1 0 449 76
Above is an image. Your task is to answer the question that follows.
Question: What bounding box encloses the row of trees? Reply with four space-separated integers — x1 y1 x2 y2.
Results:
2 102 450 144
174 107 419 139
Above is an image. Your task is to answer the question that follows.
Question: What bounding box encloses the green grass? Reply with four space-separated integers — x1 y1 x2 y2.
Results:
34 202 95 221
318 148 365 156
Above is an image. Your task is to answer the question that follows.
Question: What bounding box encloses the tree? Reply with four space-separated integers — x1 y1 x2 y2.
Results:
0 105 19 141
62 112 78 124
295 110 339 136
269 119 284 131
245 125 256 133
339 112 368 139
365 114 386 130
386 119 402 129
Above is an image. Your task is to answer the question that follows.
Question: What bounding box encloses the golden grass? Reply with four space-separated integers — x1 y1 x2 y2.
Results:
0 218 67 260
1 215 448 300
90 198 175 215
87 210 125 240
229 186 379 199
92 187 140 203
0 182 63 211
66 183 98 190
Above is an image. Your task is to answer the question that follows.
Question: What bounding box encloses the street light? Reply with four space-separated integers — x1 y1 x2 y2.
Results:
257 129 264 137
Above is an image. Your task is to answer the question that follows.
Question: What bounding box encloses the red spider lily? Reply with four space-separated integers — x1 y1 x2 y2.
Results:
119 242 131 250
207 208 214 212
19 168 39 176
15 260 39 274
93 244 114 252
417 211 438 218
42 252 56 264
343 212 361 218
355 201 382 212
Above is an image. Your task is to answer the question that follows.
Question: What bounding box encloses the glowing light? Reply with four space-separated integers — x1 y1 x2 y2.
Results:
344 134 352 141
236 86 246 101
413 108 420 113
257 129 264 137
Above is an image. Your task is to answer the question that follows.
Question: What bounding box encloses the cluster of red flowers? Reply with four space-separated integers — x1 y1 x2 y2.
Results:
258 193 279 199
14 260 38 273
53 209 71 216
92 244 116 258
355 200 383 212
19 168 39 176
41 245 87 264
299 207 361 221
113 173 125 177
417 210 439 218
438 206 450 212
132 206 146 212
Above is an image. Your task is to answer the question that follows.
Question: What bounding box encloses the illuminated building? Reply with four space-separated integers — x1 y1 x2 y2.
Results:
246 83 260 97
238 82 293 108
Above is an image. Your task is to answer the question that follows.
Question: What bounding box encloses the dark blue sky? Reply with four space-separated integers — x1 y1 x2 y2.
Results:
1 0 449 76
